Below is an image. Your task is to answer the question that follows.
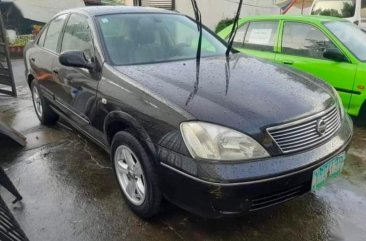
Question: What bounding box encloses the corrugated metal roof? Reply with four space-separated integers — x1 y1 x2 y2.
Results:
10 0 85 23
140 0 174 10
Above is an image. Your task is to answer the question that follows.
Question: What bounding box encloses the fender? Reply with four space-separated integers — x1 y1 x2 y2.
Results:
103 111 157 159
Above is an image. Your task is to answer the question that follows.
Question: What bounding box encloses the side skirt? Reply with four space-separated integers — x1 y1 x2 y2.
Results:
50 106 110 154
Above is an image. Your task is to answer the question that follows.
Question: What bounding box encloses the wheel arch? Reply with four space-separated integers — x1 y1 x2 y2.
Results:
104 111 157 160
27 74 34 89
360 99 366 118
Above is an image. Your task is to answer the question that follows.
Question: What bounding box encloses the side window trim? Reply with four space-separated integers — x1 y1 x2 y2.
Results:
237 22 249 48
242 20 280 53
274 20 283 53
279 20 350 62
56 14 71 54
36 23 49 47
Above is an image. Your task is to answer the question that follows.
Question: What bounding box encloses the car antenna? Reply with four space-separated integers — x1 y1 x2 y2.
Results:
226 0 243 57
186 0 202 106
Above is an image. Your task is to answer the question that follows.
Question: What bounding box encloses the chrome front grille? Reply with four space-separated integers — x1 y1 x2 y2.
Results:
267 105 341 154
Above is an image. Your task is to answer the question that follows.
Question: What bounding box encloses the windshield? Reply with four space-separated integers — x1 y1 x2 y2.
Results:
324 21 366 61
311 0 356 18
96 13 227 66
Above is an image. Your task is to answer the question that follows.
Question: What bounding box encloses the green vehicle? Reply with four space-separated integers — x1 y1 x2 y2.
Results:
218 15 366 118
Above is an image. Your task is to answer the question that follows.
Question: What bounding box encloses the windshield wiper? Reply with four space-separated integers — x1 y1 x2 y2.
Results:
186 0 202 105
226 0 243 56
191 0 202 65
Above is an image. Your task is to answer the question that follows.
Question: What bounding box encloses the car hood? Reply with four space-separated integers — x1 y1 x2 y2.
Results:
114 54 335 138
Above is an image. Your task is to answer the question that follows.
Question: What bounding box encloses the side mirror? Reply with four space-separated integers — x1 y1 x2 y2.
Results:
59 51 94 69
323 48 347 62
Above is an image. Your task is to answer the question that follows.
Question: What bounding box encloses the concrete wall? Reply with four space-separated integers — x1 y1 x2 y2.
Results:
175 0 281 30
285 0 313 15
124 0 134 6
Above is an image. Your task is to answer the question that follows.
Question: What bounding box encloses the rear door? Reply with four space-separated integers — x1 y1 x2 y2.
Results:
275 21 357 110
28 14 68 100
52 13 99 127
224 21 279 61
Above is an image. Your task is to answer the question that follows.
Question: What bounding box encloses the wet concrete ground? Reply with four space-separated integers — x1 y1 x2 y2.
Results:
1 59 366 241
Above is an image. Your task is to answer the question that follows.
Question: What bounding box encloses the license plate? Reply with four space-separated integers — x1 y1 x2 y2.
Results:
311 152 346 191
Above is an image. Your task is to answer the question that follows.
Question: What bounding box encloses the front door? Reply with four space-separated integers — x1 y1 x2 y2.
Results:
52 13 99 127
275 21 357 111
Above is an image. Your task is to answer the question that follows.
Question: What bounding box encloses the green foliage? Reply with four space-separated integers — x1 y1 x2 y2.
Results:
313 2 355 18
9 35 33 47
215 18 234 33
101 0 124 5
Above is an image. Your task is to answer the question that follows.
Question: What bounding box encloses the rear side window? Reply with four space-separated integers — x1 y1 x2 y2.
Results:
44 14 67 52
37 26 48 47
362 0 366 19
61 14 94 60
243 21 278 51
282 22 336 59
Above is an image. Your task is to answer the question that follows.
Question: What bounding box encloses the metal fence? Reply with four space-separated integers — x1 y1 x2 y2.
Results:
0 197 29 241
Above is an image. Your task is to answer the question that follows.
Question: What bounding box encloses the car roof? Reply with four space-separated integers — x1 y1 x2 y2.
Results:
58 5 178 17
238 15 346 23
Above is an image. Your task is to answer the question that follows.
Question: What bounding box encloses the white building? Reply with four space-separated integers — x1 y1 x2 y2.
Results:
175 0 280 29
124 0 316 30
124 0 280 29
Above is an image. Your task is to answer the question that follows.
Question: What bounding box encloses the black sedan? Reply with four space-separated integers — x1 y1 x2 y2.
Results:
24 6 353 218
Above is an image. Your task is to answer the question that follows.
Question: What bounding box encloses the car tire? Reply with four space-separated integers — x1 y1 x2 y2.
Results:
31 80 58 125
111 131 162 219
360 103 366 119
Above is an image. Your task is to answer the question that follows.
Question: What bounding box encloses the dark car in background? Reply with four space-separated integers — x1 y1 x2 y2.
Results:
24 6 353 218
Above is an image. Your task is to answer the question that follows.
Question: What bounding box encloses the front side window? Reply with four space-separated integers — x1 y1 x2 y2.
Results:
311 0 356 18
44 14 67 52
61 14 94 60
325 20 366 61
225 23 249 48
97 13 226 65
243 21 278 52
282 22 336 59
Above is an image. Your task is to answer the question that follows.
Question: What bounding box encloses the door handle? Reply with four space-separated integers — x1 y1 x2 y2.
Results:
30 58 35 62
53 69 59 74
282 60 294 65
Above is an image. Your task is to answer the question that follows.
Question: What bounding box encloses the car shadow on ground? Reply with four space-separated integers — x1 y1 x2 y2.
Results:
0 115 333 241
154 192 331 241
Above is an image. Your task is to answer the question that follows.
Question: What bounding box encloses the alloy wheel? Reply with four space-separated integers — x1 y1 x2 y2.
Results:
32 86 43 117
114 145 146 206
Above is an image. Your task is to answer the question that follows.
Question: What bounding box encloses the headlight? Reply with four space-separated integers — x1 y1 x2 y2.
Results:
331 87 345 118
180 122 270 161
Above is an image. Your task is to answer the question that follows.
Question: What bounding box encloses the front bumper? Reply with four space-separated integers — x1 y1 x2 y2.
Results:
157 115 353 218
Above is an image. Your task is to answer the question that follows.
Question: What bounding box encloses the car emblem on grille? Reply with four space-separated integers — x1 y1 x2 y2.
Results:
316 118 327 136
